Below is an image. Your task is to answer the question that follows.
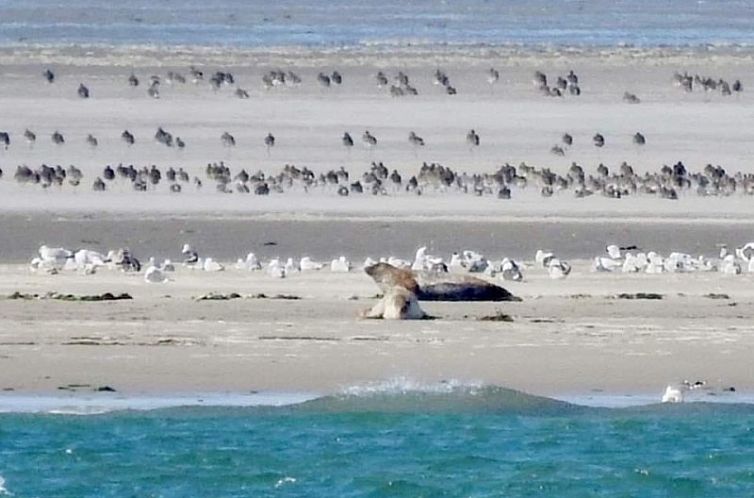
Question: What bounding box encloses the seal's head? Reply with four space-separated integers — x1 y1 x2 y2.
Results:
364 262 419 294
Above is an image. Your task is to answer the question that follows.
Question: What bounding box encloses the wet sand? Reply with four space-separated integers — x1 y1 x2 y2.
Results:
2 213 754 264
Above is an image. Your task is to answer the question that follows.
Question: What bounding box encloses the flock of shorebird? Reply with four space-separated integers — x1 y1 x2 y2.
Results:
29 241 754 283
5 158 753 200
34 65 533 99
0 66 746 201
34 66 744 100
0 126 648 160
672 71 744 96
1 66 740 156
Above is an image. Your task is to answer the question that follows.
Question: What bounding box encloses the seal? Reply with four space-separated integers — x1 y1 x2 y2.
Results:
361 286 427 320
364 263 521 302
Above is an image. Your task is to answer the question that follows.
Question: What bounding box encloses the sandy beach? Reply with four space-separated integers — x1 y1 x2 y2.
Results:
1 46 754 401
0 260 752 399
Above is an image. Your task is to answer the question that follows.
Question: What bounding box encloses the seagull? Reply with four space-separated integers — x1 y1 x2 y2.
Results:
466 129 480 147
330 256 352 272
592 256 622 272
267 258 286 278
78 83 90 98
606 244 622 259
661 384 684 403
74 249 107 271
182 243 199 264
284 258 300 274
144 266 168 283
411 246 443 271
38 245 73 269
535 249 555 268
203 257 224 272
547 258 571 279
501 258 523 281
300 257 324 271
238 252 262 271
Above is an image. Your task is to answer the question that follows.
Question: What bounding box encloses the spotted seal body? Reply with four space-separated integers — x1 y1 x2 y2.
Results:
365 263 521 302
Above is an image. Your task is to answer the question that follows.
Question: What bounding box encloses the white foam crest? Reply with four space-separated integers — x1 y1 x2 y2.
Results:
0 475 12 496
340 377 485 397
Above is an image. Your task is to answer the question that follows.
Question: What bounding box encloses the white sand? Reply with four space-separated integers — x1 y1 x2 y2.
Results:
0 262 751 398
1 46 753 399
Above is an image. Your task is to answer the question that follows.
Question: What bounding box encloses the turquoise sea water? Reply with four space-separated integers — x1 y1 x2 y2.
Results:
1 0 754 48
2 387 754 497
